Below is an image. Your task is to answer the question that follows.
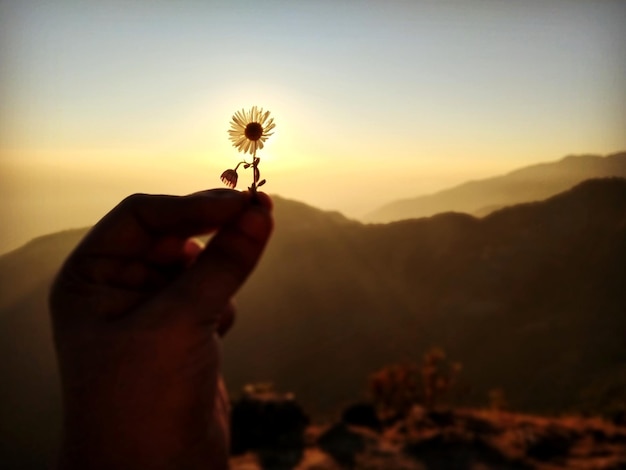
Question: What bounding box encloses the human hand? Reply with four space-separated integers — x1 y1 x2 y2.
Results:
49 189 273 470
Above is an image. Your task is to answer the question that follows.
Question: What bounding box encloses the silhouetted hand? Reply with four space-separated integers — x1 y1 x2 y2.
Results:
49 189 273 470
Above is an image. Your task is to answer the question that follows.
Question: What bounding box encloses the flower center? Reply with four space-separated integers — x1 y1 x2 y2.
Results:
244 122 263 141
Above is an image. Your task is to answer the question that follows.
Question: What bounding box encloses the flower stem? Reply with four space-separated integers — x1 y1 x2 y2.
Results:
250 148 258 196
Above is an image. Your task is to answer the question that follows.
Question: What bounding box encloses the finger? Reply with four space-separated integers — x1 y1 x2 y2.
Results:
72 190 250 258
160 201 273 326
132 189 251 236
68 236 201 291
69 256 181 292
251 191 273 211
182 238 205 265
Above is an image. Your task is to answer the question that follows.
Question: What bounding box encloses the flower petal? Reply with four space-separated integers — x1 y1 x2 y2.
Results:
227 106 275 155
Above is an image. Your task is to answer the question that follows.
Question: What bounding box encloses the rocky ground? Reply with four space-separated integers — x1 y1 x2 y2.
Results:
229 400 626 470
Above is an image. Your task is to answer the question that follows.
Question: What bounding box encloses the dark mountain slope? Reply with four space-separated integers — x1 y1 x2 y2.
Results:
0 229 87 312
0 229 87 467
229 178 626 413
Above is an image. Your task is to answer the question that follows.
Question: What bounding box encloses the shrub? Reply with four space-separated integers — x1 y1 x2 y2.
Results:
230 383 309 456
368 347 462 419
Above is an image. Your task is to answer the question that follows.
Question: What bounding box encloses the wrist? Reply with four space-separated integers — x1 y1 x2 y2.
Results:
56 337 226 469
58 386 220 470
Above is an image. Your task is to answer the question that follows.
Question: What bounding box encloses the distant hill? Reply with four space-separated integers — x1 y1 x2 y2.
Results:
365 152 626 222
1 178 625 468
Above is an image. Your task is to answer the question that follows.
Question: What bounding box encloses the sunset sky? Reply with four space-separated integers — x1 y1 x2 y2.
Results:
1 0 625 253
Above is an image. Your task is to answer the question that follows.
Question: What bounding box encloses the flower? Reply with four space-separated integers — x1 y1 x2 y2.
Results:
220 169 238 188
228 106 275 155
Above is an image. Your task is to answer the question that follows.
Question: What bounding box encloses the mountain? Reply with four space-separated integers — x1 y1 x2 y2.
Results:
365 152 626 222
1 178 625 468
0 229 87 468
229 178 626 415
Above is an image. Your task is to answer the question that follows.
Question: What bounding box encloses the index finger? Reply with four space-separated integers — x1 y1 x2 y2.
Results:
72 189 251 257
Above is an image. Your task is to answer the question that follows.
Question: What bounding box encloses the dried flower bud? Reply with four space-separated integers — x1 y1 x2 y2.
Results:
220 169 238 188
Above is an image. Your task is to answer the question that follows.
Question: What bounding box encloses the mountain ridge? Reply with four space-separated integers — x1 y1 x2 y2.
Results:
364 151 626 223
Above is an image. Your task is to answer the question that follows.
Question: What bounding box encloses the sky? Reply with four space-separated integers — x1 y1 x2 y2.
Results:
1 0 625 253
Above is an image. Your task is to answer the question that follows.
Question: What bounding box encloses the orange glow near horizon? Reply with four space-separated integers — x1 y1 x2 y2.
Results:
1 1 625 253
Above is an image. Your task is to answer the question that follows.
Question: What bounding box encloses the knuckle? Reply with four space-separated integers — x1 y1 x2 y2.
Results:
120 193 151 209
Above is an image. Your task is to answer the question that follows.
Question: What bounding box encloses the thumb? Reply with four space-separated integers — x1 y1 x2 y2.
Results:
156 199 273 327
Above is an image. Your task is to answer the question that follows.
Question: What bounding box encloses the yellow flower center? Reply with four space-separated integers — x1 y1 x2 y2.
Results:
244 122 263 141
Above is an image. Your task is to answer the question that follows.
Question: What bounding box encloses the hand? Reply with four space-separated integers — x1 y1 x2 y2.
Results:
49 189 273 470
